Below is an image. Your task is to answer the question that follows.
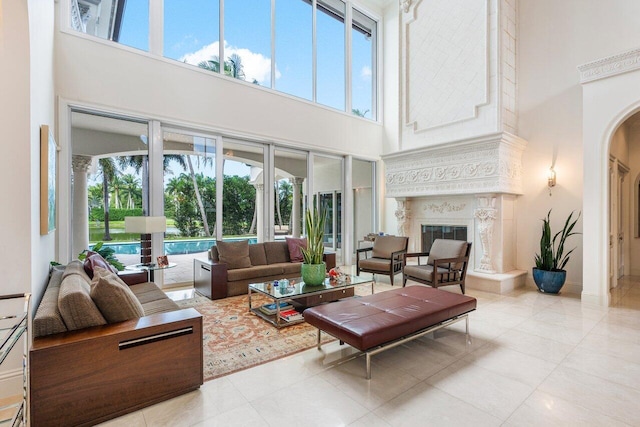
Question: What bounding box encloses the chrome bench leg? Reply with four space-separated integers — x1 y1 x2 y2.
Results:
366 353 372 380
317 329 322 349
466 315 472 345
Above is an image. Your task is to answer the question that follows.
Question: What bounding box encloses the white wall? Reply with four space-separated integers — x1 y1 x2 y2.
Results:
0 0 55 397
517 0 640 290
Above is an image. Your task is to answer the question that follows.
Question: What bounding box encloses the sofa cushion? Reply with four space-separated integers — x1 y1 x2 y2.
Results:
227 265 284 282
33 268 68 337
217 240 252 270
264 241 291 264
63 260 93 283
90 267 145 323
83 251 118 278
58 269 107 331
280 262 303 275
128 282 179 315
372 236 407 259
248 243 268 266
286 237 307 262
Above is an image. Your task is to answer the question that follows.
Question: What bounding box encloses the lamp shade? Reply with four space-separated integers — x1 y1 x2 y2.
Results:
124 216 167 234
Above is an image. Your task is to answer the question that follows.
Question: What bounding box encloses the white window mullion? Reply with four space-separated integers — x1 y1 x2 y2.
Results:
216 136 224 241
220 0 225 75
271 0 276 89
345 2 353 114
149 0 163 55
312 0 317 103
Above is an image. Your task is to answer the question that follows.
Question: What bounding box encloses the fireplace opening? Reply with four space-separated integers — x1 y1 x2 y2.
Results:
421 225 468 252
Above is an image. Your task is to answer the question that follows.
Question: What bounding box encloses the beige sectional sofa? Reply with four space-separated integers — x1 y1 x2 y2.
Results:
31 260 203 427
206 240 335 298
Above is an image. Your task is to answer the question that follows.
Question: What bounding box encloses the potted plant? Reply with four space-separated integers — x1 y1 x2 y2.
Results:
533 209 581 293
300 206 327 286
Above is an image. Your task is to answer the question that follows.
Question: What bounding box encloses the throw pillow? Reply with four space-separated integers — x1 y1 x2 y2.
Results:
83 251 118 278
90 267 145 323
216 240 252 270
286 237 307 263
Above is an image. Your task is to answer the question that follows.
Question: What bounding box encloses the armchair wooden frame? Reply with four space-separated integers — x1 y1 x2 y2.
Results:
356 236 409 286
402 242 472 294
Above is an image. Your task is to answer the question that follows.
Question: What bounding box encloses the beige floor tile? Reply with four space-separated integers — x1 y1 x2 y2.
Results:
374 381 501 426
516 317 590 345
250 375 369 427
539 366 640 425
561 346 640 391
461 342 558 387
490 329 575 363
588 321 640 344
348 412 392 427
425 358 534 421
141 388 224 427
503 390 630 427
95 411 146 427
192 403 268 427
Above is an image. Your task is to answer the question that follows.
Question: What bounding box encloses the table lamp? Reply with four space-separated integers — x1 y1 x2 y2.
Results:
124 216 167 265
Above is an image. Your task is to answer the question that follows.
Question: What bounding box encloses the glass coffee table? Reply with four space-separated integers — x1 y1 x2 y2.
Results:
248 275 374 328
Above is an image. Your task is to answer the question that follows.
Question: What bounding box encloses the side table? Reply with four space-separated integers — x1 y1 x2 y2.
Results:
124 262 176 282
194 259 227 300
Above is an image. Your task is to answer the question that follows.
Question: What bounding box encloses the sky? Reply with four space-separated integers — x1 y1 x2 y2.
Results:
116 0 374 117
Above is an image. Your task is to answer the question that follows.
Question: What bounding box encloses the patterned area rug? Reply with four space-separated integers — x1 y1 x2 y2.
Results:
176 293 337 381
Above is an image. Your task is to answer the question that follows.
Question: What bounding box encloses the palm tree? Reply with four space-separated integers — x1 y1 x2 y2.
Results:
198 53 246 81
185 155 213 236
110 175 124 209
97 157 120 241
352 108 370 118
120 174 141 209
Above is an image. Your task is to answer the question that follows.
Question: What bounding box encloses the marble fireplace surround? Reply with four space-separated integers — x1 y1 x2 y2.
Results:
382 132 528 293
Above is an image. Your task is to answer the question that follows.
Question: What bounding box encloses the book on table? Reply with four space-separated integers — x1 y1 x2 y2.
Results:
279 308 303 322
259 301 293 315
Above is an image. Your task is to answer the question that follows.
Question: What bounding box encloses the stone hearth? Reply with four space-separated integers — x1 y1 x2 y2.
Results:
383 132 527 294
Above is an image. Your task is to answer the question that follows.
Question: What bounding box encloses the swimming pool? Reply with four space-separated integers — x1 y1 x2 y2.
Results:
94 238 258 255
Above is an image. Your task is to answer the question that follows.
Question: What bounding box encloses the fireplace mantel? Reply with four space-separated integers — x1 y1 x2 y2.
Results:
382 132 527 198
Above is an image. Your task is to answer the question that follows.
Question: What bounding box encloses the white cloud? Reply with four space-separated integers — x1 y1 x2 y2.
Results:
361 65 372 79
180 41 280 85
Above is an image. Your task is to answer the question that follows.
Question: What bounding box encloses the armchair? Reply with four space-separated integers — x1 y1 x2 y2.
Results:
403 239 472 294
356 235 409 286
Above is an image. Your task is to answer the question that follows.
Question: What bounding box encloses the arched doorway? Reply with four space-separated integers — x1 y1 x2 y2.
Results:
580 47 640 306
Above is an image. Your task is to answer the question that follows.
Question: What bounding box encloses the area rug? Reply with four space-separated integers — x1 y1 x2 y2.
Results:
176 293 338 381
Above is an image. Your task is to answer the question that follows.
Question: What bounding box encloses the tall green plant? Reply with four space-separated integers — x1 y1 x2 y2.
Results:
300 206 327 265
534 210 581 271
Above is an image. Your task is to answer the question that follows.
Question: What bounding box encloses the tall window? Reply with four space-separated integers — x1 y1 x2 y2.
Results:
69 0 378 120
351 9 376 120
275 0 313 100
163 0 220 67
70 0 149 51
317 0 346 110
225 0 272 86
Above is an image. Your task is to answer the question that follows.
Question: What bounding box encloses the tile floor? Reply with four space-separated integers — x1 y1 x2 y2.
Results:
98 276 640 426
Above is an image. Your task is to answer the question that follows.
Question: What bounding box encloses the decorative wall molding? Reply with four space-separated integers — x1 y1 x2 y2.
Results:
400 0 412 13
394 199 411 236
578 48 640 84
71 155 92 172
383 132 528 197
404 0 489 132
474 196 497 273
423 202 466 214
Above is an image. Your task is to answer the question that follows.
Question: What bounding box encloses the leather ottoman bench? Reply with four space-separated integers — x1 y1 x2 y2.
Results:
303 286 477 378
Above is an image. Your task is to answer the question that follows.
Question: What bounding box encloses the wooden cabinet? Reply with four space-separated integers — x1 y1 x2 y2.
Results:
294 287 354 307
194 259 227 300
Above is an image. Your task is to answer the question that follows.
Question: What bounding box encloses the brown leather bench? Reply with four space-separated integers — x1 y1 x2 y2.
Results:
303 286 477 378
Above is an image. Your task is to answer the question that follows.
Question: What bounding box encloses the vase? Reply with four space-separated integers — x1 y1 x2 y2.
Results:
301 262 326 286
532 268 566 294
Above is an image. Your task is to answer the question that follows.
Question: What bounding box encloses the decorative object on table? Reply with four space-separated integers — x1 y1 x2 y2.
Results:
533 209 581 294
328 267 345 283
124 216 167 265
157 255 169 267
40 124 60 235
300 206 327 286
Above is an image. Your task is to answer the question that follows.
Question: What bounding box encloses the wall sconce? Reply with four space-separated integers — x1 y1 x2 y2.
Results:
548 167 556 195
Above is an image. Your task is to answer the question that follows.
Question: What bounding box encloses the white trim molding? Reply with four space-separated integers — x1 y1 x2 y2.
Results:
578 47 640 84
382 132 527 198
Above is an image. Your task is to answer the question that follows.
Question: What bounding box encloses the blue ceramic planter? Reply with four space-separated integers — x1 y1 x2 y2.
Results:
532 268 566 294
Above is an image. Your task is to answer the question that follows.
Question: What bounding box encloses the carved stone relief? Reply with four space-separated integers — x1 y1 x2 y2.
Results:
474 196 497 273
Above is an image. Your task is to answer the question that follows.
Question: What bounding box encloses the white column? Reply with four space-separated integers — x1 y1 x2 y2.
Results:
290 177 304 237
72 155 93 257
255 183 264 242
474 196 497 273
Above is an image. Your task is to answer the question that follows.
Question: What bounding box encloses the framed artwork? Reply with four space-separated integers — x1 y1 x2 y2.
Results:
40 125 58 235
157 255 169 267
